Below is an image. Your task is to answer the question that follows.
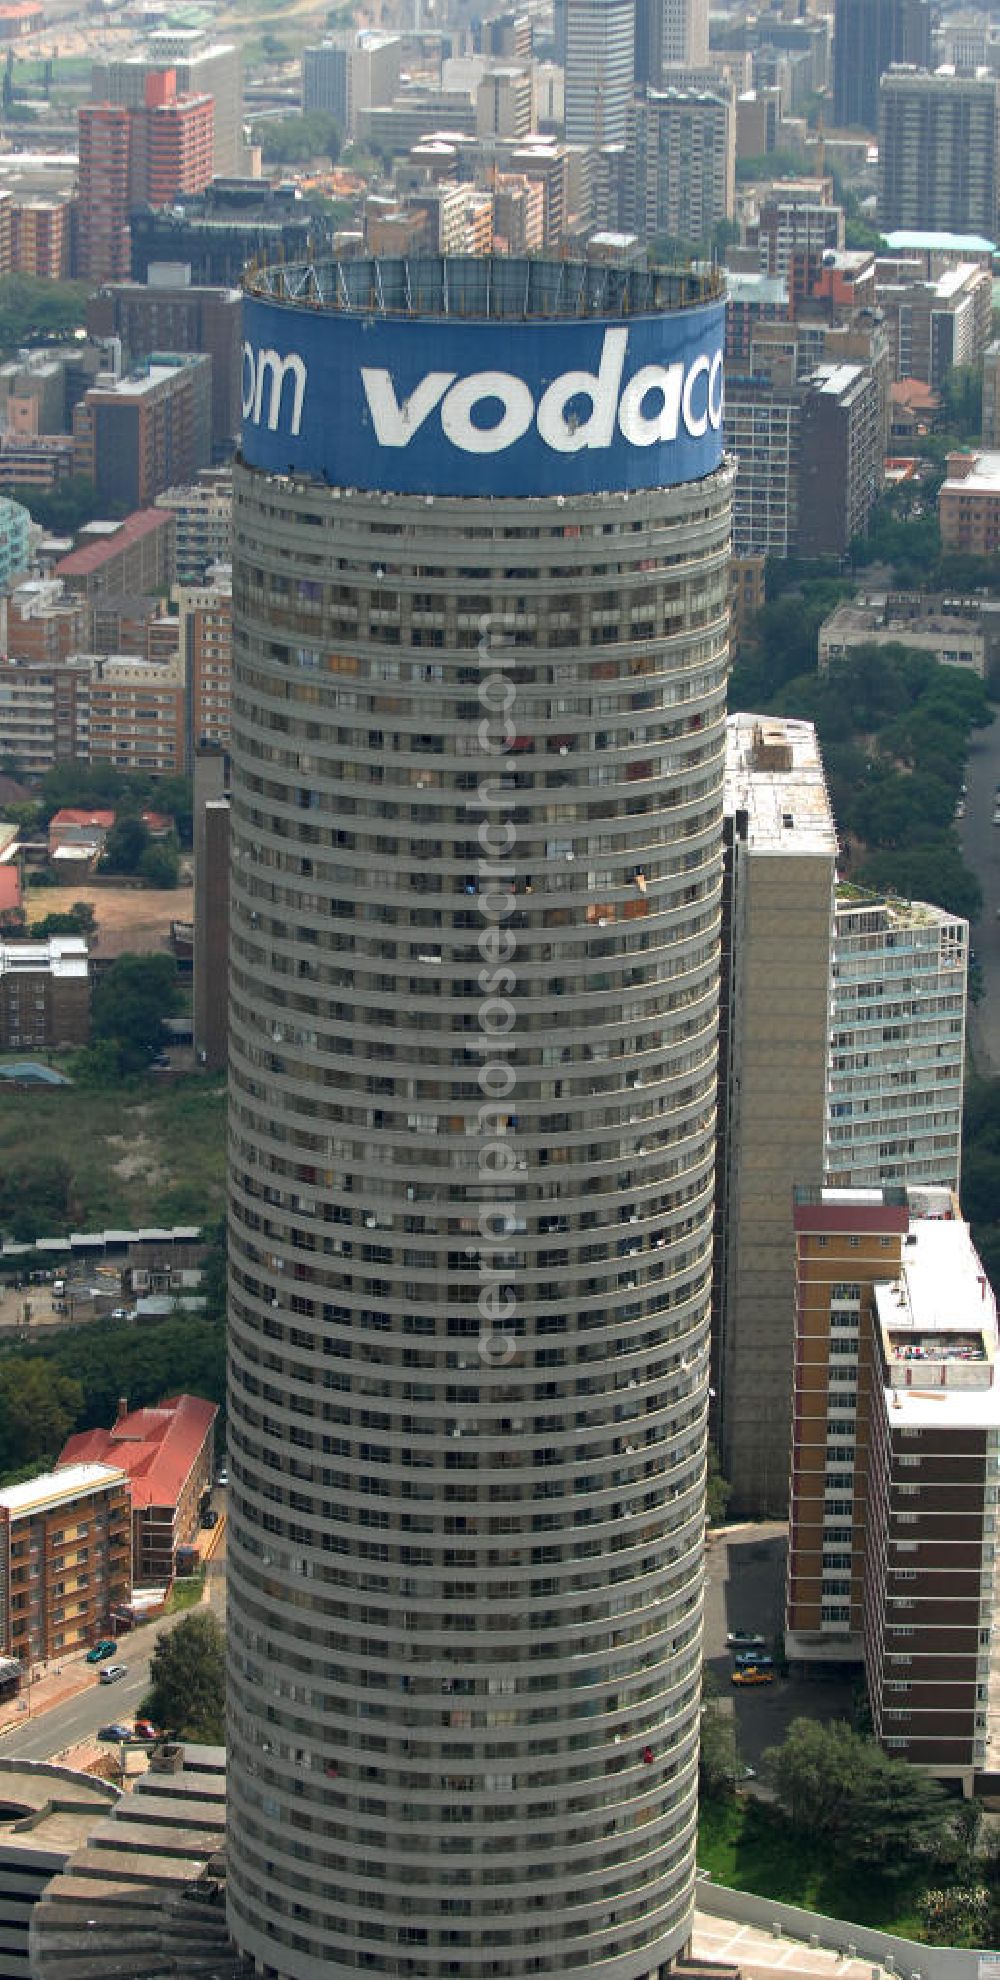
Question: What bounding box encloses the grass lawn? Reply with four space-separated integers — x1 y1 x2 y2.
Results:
166 1572 206 1614
0 1069 226 1234
698 1797 927 1940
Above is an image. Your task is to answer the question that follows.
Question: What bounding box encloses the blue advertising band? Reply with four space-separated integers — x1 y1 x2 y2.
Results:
241 291 726 498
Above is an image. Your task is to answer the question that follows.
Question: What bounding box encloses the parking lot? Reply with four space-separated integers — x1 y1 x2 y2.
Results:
705 1522 859 1773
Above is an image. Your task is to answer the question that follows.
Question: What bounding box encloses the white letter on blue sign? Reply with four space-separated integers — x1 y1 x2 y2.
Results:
440 372 535 454
244 347 307 436
617 363 685 447
536 328 627 453
361 368 456 445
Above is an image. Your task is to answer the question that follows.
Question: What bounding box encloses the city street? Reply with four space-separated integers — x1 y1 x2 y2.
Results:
0 1530 224 1764
961 707 1000 1071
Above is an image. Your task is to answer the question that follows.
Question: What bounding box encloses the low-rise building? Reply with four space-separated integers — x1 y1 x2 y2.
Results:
818 599 987 676
0 935 90 1046
53 510 175 600
0 1463 131 1663
58 1394 217 1586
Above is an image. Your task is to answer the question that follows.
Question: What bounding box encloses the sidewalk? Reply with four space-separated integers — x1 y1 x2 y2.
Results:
0 1553 225 1739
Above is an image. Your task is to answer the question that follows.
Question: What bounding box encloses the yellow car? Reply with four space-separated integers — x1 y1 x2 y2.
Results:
731 1666 774 1686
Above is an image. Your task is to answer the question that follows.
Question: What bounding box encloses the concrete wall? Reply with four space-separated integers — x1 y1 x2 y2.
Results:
697 1877 978 1980
720 847 834 1516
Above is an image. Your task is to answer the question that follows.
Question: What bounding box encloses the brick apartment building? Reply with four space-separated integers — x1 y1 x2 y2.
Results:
939 449 1000 556
177 568 231 757
0 1464 131 1663
73 356 211 513
54 510 175 599
0 935 90 1047
77 103 132 284
87 281 241 456
59 1394 217 1586
788 1186 999 1791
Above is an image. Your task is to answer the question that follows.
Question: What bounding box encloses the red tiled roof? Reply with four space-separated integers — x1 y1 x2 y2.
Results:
57 1393 217 1512
0 867 20 914
53 509 170 580
50 808 116 830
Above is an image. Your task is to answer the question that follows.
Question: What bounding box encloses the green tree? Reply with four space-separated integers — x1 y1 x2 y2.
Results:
258 111 342 167
91 951 181 1073
9 476 106 534
765 1717 953 1873
0 1359 83 1474
138 840 179 889
0 1153 74 1241
101 814 150 875
0 273 90 353
706 1443 731 1526
940 363 983 440
144 1610 225 1741
699 1674 737 1800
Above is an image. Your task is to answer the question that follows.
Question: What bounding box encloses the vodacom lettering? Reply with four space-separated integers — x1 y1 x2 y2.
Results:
241 327 724 455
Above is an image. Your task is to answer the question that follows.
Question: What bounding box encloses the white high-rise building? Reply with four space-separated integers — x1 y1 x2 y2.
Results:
659 0 709 68
564 0 636 144
227 252 730 1980
826 889 968 1191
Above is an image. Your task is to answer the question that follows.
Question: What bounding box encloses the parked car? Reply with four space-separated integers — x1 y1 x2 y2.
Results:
734 1651 774 1670
201 1507 219 1528
731 1666 775 1686
215 1467 228 1487
99 1663 128 1684
726 1629 766 1650
98 1723 132 1742
86 1639 117 1664
133 1719 158 1741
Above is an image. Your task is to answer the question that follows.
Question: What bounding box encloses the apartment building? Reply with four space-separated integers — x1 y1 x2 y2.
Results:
10 196 73 278
0 655 92 776
72 355 211 513
751 179 845 279
0 497 30 590
88 655 185 776
865 1214 998 1790
717 715 838 1517
0 1464 131 1664
193 746 228 1072
59 1393 217 1587
54 509 174 599
789 1184 1000 1790
876 260 992 389
6 582 89 667
797 360 882 558
726 370 801 556
878 68 1000 238
627 85 734 247
77 103 131 284
0 936 90 1047
155 471 231 581
176 566 231 760
87 277 240 457
939 448 1000 554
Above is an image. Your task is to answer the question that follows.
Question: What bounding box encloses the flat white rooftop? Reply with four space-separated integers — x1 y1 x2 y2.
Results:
724 711 839 857
942 450 1000 494
0 1461 126 1517
874 1216 1000 1428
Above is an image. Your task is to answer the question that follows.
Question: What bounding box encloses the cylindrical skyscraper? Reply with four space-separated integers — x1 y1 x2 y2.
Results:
227 255 731 1980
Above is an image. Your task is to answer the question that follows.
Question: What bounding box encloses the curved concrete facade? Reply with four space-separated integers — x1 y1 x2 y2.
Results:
227 264 732 1980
